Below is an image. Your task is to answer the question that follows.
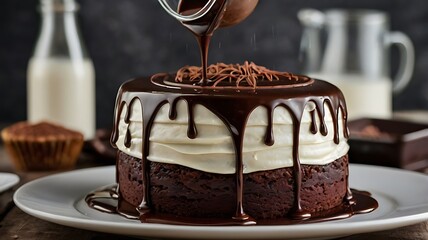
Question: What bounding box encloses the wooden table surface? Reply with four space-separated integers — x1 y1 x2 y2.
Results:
0 145 427 240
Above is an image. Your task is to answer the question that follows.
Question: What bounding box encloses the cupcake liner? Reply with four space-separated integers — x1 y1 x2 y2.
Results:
1 122 84 171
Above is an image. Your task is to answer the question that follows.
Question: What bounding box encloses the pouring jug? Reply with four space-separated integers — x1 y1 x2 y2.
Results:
158 0 216 22
298 9 414 120
158 0 258 28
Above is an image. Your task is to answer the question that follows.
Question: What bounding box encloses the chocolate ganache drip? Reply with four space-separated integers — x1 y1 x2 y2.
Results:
109 63 355 225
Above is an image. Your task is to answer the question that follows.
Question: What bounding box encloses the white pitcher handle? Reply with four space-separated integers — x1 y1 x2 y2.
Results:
385 31 415 94
158 0 217 22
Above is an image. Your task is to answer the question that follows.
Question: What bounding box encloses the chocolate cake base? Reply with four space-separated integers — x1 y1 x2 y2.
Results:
117 151 349 220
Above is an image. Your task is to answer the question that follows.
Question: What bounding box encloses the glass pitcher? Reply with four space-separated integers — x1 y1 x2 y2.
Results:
298 9 414 120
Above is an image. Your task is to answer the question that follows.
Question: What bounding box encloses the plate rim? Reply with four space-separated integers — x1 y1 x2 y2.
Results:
13 164 428 239
0 172 19 193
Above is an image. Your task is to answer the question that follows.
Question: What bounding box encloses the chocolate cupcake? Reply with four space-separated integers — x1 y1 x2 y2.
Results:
1 121 84 171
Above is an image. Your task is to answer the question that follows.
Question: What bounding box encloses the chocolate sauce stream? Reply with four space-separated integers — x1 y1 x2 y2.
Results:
178 0 228 85
309 109 317 134
284 100 311 219
186 99 197 139
312 100 328 136
185 96 258 224
264 105 275 146
169 97 179 120
136 95 169 218
197 35 211 84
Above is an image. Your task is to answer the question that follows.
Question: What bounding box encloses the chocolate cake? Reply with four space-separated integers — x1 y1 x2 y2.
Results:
98 62 375 225
87 1 377 226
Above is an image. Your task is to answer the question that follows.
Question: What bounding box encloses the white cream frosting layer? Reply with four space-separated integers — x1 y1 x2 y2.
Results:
116 99 349 174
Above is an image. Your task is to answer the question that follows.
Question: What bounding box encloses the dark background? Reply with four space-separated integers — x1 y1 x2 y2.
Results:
1 0 428 129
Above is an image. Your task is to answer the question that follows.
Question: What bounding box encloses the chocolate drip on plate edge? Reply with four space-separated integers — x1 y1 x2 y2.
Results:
86 185 378 226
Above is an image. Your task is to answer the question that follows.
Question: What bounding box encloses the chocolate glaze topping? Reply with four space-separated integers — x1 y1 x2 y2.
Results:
104 67 373 225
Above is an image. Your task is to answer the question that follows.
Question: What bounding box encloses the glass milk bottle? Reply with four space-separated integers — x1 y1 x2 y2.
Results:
28 0 95 140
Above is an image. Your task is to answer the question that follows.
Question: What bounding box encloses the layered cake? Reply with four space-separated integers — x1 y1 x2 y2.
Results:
100 62 376 225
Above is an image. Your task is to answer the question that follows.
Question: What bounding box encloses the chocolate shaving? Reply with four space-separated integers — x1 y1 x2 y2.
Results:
175 61 300 88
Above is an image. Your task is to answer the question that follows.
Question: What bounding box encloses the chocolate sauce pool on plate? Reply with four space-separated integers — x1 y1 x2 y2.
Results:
85 185 378 226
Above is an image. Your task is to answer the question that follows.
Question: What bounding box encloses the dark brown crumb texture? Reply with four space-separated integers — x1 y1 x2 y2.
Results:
117 151 348 219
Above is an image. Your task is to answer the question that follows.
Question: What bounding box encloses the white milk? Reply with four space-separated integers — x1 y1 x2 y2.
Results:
27 58 95 140
308 73 392 120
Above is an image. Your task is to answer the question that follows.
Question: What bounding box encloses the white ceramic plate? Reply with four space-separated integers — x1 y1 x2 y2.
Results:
13 165 428 240
0 172 19 193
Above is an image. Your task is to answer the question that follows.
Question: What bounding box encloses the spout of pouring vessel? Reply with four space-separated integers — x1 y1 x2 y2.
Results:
158 0 258 29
